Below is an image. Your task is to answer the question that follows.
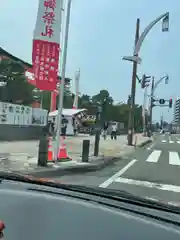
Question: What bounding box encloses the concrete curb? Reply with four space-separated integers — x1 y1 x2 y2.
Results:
136 138 152 148
0 157 8 162
18 156 122 178
0 153 9 162
14 138 152 178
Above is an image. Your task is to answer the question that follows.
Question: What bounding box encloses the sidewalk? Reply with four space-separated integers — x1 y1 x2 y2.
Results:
0 133 152 176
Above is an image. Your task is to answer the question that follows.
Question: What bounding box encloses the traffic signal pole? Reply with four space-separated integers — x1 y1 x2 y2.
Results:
143 86 148 136
148 77 154 137
127 18 140 145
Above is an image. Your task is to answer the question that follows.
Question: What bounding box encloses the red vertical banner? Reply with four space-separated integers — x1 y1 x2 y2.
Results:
32 0 63 91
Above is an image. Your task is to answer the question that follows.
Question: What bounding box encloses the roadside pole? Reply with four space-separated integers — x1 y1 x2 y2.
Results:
148 77 154 137
54 0 72 162
127 18 140 145
94 106 102 157
142 86 148 136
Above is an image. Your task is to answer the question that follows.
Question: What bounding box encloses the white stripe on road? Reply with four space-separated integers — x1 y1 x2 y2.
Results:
161 140 166 143
169 140 174 144
115 177 180 193
99 159 137 188
177 141 180 144
147 143 155 150
169 152 180 166
146 150 161 163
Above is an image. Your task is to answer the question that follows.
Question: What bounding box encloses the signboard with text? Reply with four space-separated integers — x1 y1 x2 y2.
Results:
32 0 63 90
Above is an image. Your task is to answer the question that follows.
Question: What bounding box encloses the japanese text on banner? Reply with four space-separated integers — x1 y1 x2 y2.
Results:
32 0 62 91
41 0 56 38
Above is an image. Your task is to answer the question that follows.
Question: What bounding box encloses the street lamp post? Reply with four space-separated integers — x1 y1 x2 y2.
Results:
73 68 80 109
54 0 72 162
148 77 155 137
122 12 169 145
148 75 169 136
152 75 169 97
127 18 140 145
142 86 148 136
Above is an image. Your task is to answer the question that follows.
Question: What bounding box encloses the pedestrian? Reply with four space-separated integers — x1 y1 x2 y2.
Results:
111 122 117 140
102 121 109 140
61 115 68 137
72 116 78 136
47 120 51 135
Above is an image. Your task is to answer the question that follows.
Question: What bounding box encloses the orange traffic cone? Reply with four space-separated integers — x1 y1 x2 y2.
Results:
57 136 71 161
47 138 53 162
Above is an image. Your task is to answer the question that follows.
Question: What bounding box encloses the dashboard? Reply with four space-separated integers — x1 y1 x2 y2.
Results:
0 180 180 239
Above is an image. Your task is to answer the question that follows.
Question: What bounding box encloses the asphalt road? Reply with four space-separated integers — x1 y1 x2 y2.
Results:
54 133 180 205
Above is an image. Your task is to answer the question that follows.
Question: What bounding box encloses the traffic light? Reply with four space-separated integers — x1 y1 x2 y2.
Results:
151 97 156 108
141 74 151 89
159 99 165 104
169 98 172 108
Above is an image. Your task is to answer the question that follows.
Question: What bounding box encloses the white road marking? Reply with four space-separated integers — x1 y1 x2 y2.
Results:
146 150 161 163
115 177 180 193
177 141 180 144
169 140 174 143
169 152 180 166
145 197 180 207
147 143 154 150
99 159 137 188
161 140 166 143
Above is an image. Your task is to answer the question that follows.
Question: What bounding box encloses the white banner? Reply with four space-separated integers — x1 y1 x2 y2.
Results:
32 0 63 91
33 0 63 44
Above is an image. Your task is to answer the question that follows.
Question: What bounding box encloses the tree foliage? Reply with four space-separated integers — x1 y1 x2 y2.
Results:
0 59 143 130
0 59 34 105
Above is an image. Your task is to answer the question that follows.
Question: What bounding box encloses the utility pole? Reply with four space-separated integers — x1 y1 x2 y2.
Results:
148 77 154 137
127 18 140 145
160 110 163 129
94 106 102 157
142 86 148 136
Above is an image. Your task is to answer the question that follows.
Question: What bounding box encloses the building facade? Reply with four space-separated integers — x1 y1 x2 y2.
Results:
173 98 180 124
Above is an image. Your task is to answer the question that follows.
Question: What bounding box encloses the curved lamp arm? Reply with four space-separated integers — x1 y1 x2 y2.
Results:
134 12 169 56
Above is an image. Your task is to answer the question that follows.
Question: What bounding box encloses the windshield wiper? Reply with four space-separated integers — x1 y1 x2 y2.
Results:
0 172 179 215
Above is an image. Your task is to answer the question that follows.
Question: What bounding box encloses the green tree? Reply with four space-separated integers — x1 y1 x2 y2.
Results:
56 82 73 109
0 59 143 130
0 59 34 105
92 90 113 105
41 91 51 110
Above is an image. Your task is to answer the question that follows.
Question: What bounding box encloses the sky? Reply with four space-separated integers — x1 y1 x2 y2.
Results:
0 0 179 122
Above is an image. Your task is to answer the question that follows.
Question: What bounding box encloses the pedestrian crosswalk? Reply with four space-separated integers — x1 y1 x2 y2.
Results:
145 150 180 166
161 139 180 144
146 150 161 163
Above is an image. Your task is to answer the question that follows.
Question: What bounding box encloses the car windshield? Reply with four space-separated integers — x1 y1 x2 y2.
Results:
0 0 178 213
